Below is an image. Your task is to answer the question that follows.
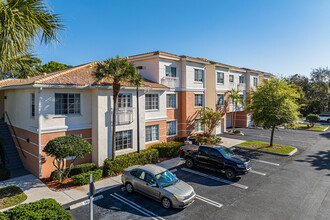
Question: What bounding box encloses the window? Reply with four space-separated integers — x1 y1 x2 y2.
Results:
146 125 159 142
199 147 209 156
31 93 35 117
229 75 234 83
217 94 225 106
195 119 204 132
118 94 132 108
194 94 204 107
210 149 221 158
167 121 177 136
217 72 224 84
115 130 132 150
133 170 145 180
165 66 177 77
239 76 245 83
145 173 157 185
166 94 177 109
253 77 258 86
194 69 204 82
55 93 81 115
145 94 159 110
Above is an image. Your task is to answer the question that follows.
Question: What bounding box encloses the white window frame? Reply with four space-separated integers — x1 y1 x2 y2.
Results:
217 72 225 84
54 92 82 116
217 94 225 107
165 66 177 77
229 74 234 83
253 77 258 86
166 120 177 137
194 118 204 133
115 130 133 151
166 93 178 109
194 93 204 108
145 125 159 143
239 76 245 83
194 69 204 82
145 93 159 111
118 93 132 108
31 93 35 118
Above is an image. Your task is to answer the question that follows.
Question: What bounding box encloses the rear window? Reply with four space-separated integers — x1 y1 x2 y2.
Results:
199 147 209 156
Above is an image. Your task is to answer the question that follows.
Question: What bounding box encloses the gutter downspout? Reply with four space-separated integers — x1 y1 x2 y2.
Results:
38 88 42 178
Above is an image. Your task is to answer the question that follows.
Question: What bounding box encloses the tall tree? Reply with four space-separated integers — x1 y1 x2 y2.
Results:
247 78 300 146
130 73 143 153
0 0 63 78
310 68 330 112
36 61 72 73
228 89 244 129
94 56 137 160
198 107 223 137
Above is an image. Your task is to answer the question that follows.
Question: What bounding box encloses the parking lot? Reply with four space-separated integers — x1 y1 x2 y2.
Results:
70 128 330 220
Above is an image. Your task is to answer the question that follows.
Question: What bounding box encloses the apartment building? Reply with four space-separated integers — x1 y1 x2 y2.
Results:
0 51 272 179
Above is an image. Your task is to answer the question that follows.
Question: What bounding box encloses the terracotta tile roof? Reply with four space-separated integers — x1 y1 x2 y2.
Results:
241 67 273 76
0 62 168 89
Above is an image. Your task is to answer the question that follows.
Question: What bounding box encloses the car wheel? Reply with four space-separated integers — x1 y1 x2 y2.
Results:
161 197 172 209
126 182 134 193
185 158 194 168
225 168 236 180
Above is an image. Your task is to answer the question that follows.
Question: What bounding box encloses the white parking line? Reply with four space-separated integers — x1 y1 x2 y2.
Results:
110 193 165 220
181 168 248 189
195 195 223 208
249 170 266 176
252 159 280 166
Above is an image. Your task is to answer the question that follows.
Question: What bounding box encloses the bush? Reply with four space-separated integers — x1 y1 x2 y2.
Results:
174 137 187 143
149 141 184 158
4 198 73 219
50 163 97 181
71 169 103 186
103 149 159 176
233 129 241 134
210 136 222 144
306 114 320 127
0 168 10 181
0 212 9 220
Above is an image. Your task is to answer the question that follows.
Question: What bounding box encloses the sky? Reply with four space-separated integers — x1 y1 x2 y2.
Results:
34 0 330 77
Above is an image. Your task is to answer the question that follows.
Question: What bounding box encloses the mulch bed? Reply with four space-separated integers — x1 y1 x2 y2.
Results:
250 144 283 150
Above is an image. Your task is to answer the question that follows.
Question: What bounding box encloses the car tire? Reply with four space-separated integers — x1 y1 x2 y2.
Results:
125 182 134 193
161 197 172 209
225 168 236 180
185 158 194 168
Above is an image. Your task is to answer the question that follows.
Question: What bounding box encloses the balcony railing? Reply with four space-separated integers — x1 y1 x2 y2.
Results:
161 76 179 88
112 107 134 125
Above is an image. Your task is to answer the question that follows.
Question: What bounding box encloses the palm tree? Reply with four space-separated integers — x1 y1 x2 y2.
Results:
0 0 63 78
130 73 143 153
228 89 245 130
0 136 7 168
94 57 137 160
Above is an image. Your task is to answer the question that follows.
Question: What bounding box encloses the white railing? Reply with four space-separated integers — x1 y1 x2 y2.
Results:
112 107 134 125
161 76 179 88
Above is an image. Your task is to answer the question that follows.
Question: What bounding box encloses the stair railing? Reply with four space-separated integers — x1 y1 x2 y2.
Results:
5 112 26 158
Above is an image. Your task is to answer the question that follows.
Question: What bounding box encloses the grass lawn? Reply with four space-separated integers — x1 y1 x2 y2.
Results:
0 186 27 209
237 141 296 154
288 124 328 131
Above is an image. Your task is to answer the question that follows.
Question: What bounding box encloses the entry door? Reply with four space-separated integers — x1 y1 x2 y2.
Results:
226 114 232 128
216 123 222 134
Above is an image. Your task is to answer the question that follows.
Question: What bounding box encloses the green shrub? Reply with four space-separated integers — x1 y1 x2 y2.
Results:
210 136 222 144
0 168 10 181
103 149 159 176
0 212 9 220
71 169 103 186
149 141 184 158
174 137 187 143
50 163 97 181
306 114 320 127
233 129 241 134
4 198 73 219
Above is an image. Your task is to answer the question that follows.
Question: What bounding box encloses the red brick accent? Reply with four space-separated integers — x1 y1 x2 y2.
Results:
145 120 167 148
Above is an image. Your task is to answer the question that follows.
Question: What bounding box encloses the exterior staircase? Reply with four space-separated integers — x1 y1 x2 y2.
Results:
0 122 28 177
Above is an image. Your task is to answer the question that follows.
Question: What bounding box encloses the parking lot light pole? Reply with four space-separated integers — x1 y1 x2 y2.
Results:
89 174 94 220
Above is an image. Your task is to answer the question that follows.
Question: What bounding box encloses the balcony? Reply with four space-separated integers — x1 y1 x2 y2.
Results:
112 107 134 125
161 76 179 88
236 83 246 91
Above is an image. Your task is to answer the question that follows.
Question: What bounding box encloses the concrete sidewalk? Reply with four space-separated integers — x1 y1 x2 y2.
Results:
0 156 184 211
219 137 246 148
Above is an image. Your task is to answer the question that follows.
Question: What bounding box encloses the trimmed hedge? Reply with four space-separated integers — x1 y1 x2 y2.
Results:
3 198 73 219
50 163 97 181
103 149 159 176
149 141 184 158
0 168 10 181
71 169 103 186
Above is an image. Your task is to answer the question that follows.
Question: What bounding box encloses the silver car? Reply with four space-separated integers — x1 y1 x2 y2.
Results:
121 164 196 209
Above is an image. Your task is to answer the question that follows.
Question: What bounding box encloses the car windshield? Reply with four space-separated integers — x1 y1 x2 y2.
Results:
155 170 178 187
219 148 235 158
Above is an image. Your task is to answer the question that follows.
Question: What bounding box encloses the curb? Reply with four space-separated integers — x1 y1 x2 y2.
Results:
322 126 330 132
234 145 298 156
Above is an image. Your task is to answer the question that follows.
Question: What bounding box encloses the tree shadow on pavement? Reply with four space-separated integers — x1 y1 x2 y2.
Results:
319 132 330 140
295 150 330 176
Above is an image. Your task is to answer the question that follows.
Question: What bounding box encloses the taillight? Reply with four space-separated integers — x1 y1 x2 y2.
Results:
179 149 182 155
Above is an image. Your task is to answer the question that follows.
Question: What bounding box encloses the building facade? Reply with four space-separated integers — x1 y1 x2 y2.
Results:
0 51 272 178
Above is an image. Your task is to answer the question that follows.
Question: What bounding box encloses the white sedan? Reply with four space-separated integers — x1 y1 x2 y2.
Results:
318 113 330 123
